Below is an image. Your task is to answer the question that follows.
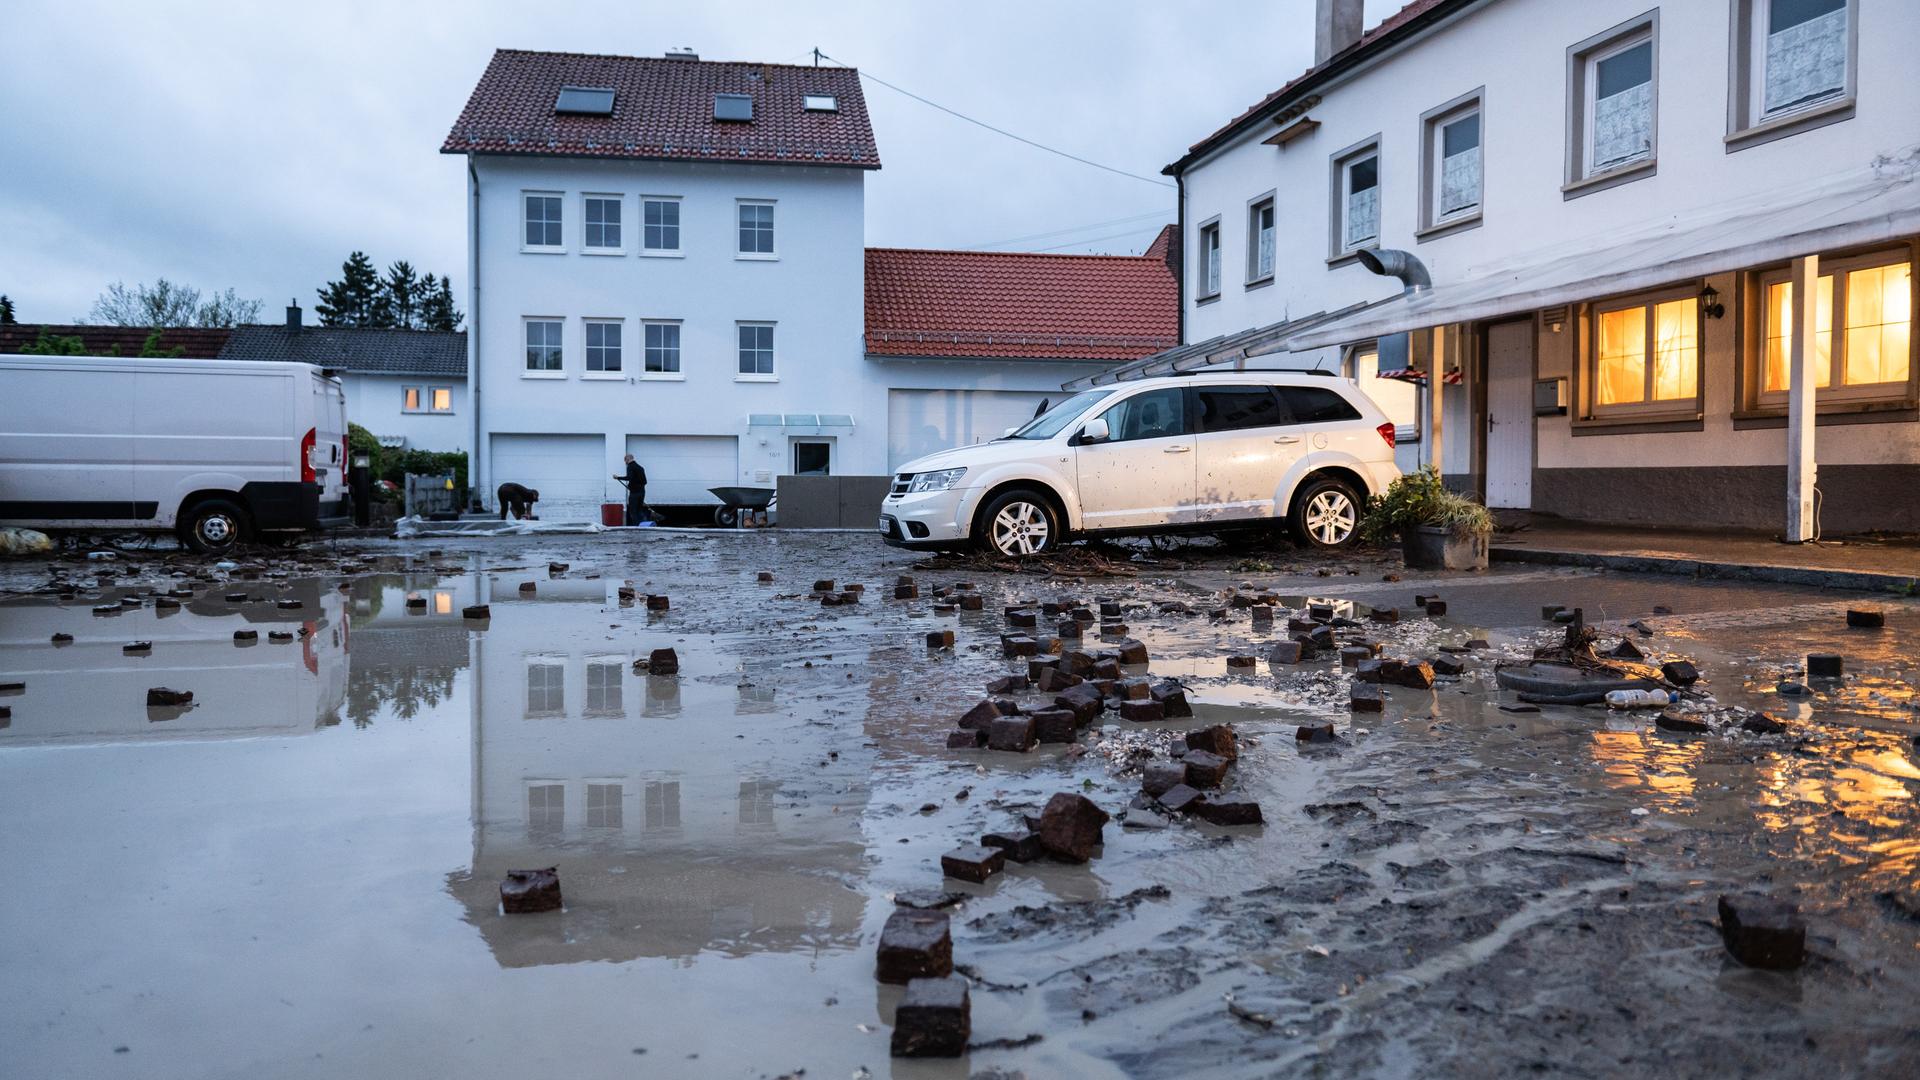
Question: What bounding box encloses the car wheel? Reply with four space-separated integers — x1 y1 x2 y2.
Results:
1289 477 1361 550
182 499 249 555
977 489 1059 557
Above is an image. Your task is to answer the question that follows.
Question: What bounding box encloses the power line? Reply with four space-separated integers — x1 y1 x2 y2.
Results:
814 50 1175 189
966 209 1174 250
1031 223 1169 254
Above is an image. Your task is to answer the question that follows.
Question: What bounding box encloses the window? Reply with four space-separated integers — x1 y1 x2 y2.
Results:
644 780 681 830
1420 90 1483 235
585 319 623 374
1587 288 1700 416
402 385 423 413
555 86 615 115
803 93 838 112
430 387 453 413
1329 137 1381 258
737 323 775 378
644 321 682 376
1567 16 1657 189
1347 345 1420 438
793 440 831 475
585 657 623 715
526 657 565 715
1247 198 1275 283
1729 0 1855 146
1195 386 1284 433
1758 251 1912 402
583 195 623 252
523 192 563 250
524 319 563 375
586 783 623 828
1279 386 1364 424
527 783 564 832
1196 220 1221 298
714 93 753 122
738 779 778 827
642 197 681 253
1097 387 1187 442
737 201 775 257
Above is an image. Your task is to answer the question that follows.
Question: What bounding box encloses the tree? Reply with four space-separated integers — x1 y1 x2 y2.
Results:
419 274 463 332
83 279 261 327
383 261 420 330
0 295 15 324
20 330 89 355
315 252 382 327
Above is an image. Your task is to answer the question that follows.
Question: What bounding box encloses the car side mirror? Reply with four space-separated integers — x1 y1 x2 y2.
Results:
1080 417 1110 443
1002 426 1018 438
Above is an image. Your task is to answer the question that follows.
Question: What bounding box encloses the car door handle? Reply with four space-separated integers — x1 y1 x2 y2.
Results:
1163 445 1192 453
1274 435 1302 444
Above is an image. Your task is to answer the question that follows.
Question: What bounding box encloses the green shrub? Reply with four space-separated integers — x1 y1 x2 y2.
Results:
347 422 467 497
1358 466 1493 543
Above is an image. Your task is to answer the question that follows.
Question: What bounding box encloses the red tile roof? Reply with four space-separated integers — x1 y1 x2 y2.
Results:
865 248 1178 361
0 324 231 358
1167 0 1460 174
442 49 880 169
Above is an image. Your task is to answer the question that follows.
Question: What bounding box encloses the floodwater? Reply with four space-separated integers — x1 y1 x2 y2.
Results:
1 533 1916 1079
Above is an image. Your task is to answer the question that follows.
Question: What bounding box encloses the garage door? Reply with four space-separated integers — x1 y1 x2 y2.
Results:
625 435 739 505
887 389 1057 470
491 433 604 522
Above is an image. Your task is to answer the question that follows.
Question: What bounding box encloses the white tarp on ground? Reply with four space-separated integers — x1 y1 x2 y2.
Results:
1286 144 1920 350
393 515 606 538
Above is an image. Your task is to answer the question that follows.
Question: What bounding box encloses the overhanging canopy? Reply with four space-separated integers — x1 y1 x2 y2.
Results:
1286 144 1920 350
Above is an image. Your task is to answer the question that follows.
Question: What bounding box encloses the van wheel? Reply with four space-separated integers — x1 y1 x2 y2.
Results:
182 499 249 555
1289 476 1361 550
977 489 1059 557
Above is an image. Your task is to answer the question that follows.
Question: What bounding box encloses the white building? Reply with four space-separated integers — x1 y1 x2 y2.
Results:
443 49 1176 525
223 311 468 454
1093 0 1919 536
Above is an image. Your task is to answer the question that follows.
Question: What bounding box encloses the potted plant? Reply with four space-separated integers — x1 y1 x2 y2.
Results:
1358 466 1492 571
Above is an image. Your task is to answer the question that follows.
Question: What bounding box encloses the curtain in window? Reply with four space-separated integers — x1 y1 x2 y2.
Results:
1765 5 1847 114
1205 231 1221 292
1440 147 1480 216
1257 218 1274 277
1593 81 1652 169
1345 186 1378 248
1595 307 1645 405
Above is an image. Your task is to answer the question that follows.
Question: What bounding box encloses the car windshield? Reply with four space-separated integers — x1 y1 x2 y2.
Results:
1006 389 1114 439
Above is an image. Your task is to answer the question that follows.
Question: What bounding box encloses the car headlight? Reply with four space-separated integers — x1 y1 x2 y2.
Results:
907 468 967 493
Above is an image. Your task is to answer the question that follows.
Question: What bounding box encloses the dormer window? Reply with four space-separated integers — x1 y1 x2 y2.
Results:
803 94 838 112
714 93 753 122
555 86 615 115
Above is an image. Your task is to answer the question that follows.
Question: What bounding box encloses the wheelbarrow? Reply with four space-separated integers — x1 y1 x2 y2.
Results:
708 486 776 528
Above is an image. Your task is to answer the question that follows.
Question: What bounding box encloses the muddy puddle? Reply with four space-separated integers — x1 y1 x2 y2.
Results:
1 532 1916 1078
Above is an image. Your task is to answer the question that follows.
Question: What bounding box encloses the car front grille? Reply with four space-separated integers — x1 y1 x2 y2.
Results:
890 474 911 496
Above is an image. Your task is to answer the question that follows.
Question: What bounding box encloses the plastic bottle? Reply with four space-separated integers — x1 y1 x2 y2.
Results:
1605 688 1671 709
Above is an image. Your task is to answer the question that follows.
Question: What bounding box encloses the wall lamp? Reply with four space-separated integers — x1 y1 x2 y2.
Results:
1699 283 1725 320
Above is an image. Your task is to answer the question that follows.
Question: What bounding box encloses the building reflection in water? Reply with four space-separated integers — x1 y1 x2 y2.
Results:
447 571 869 967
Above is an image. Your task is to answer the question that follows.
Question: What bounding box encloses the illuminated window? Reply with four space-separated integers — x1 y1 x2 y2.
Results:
1759 252 1912 400
433 591 452 615
1588 290 1699 414
402 385 422 412
430 387 453 413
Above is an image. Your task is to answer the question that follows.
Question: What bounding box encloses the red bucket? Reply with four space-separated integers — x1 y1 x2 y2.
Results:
600 502 624 527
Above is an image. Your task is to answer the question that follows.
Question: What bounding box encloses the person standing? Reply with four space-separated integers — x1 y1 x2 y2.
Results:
618 453 648 525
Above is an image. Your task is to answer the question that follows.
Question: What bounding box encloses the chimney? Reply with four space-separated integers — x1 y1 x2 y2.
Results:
664 47 699 61
286 301 302 333
1315 0 1363 65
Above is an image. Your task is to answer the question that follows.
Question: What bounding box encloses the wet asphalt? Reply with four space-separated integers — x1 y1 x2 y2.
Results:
0 531 1915 1079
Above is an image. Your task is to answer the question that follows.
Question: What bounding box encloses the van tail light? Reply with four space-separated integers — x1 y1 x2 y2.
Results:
1376 422 1396 449
300 427 317 484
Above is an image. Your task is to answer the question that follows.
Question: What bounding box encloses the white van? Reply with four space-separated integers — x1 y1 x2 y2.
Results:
880 371 1401 556
0 354 350 553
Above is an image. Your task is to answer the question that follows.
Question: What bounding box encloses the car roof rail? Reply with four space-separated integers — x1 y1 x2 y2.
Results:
1184 367 1339 378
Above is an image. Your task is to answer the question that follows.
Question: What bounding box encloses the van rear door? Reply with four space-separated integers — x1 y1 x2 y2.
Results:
309 371 349 521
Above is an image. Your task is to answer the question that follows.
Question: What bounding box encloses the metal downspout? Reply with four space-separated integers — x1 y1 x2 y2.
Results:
468 155 483 510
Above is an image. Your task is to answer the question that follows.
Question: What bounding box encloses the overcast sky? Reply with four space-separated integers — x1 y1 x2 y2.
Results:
0 0 1398 324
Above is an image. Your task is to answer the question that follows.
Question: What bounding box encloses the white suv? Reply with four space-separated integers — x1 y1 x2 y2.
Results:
880 372 1401 556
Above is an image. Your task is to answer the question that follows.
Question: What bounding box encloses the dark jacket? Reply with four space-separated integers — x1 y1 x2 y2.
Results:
624 461 646 492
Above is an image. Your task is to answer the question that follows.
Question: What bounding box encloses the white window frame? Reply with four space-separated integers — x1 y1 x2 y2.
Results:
735 321 777 381
581 193 625 255
522 317 565 379
584 655 625 716
736 199 777 260
643 778 681 831
521 190 565 253
583 318 624 379
1726 0 1857 151
1418 89 1484 239
428 386 454 414
641 196 683 256
1752 247 1916 408
791 437 833 476
401 385 424 413
803 93 839 112
525 780 566 832
585 780 625 828
642 319 684 381
1195 217 1221 300
1328 135 1382 261
1564 13 1658 197
525 655 566 717
1246 194 1276 285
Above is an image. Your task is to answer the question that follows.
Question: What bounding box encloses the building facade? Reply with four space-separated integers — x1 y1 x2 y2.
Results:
1123 0 1918 535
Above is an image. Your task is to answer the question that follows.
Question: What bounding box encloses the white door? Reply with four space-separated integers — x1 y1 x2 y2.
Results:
887 388 1056 470
1074 385 1195 530
490 433 604 520
1484 320 1534 509
1191 383 1301 521
625 434 739 505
